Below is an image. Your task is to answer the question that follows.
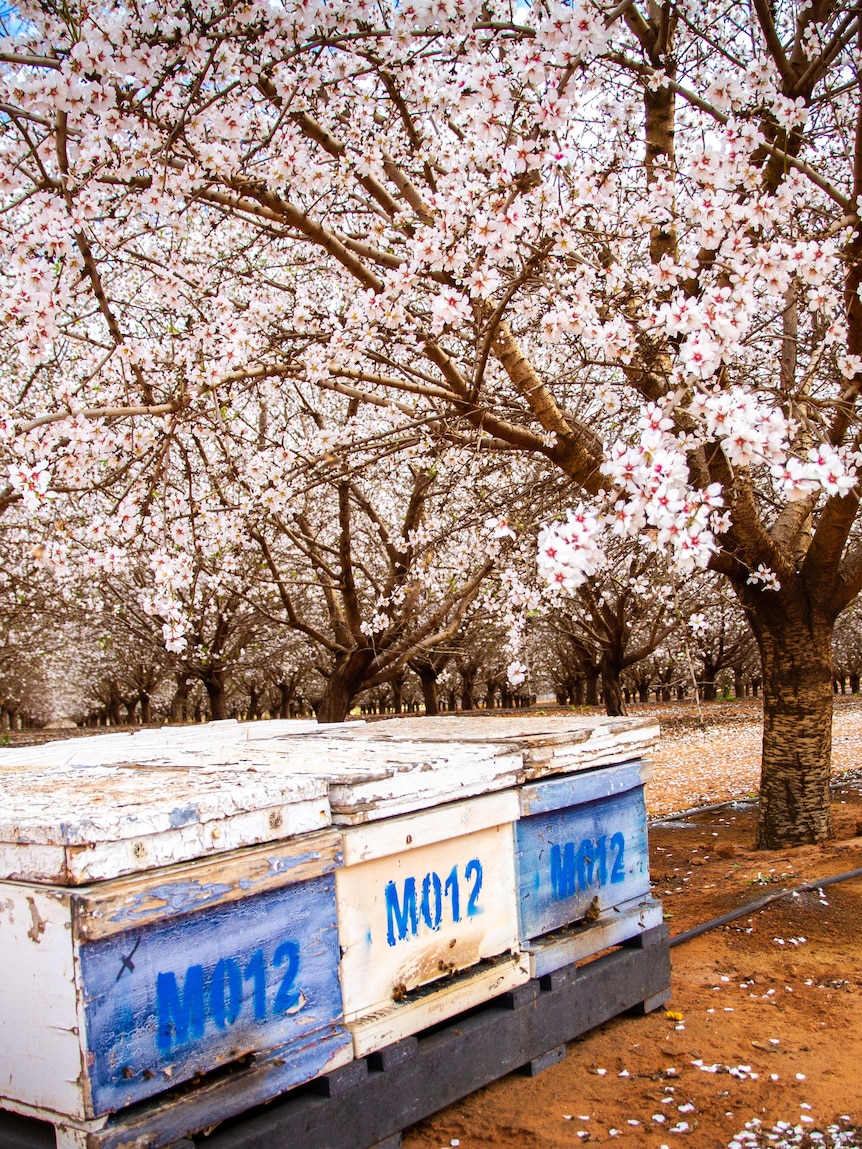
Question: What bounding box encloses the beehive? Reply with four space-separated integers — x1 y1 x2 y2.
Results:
0 728 350 1128
0 713 661 1145
515 758 662 976
286 715 659 1053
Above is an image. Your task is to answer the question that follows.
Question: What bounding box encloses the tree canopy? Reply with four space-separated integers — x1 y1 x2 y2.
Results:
3 0 862 845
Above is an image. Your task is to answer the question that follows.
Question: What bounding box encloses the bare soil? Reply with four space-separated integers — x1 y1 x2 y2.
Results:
403 704 862 1149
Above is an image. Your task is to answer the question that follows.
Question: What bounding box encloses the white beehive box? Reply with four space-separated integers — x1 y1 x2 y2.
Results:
0 742 351 1128
0 742 331 885
282 715 659 1056
335 789 528 1056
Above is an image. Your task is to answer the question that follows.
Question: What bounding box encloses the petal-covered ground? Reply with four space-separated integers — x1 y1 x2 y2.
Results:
637 696 862 818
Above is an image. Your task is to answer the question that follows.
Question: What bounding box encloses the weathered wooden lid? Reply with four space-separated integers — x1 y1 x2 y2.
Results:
0 745 331 885
0 715 657 882
284 714 658 777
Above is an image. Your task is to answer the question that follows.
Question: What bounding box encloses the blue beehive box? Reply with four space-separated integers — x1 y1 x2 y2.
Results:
515 759 662 977
0 727 352 1129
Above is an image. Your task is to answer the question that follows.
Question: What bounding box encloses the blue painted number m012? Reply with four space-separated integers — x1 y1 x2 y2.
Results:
385 858 483 946
156 940 302 1051
550 833 626 900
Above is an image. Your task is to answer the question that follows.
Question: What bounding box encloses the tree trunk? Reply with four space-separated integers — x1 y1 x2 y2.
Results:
202 669 228 721
247 684 261 720
460 668 477 712
170 676 191 723
278 681 292 720
743 590 834 848
600 659 627 717
417 664 440 716
584 668 599 708
701 677 717 702
391 674 404 715
317 649 374 723
139 691 152 725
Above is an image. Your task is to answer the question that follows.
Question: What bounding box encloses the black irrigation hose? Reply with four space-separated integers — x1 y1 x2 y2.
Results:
669 866 862 948
650 798 757 826
650 772 860 827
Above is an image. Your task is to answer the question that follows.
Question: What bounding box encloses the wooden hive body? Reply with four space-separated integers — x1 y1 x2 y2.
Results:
0 727 350 1125
0 713 661 1142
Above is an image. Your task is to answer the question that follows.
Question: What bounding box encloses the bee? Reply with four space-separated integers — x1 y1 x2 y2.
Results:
584 896 601 922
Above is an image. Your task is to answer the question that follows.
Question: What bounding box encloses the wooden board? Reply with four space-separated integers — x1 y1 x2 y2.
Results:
523 894 664 978
518 759 651 816
0 832 349 1121
0 885 84 1119
336 795 521 1030
292 715 659 781
347 952 529 1058
244 738 524 824
515 782 650 942
0 759 330 884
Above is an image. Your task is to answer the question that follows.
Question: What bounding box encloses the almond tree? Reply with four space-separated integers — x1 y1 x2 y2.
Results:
250 460 493 722
542 551 683 716
3 2 862 843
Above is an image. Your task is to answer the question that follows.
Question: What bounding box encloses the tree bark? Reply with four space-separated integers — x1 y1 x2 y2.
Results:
584 667 599 708
417 663 440 716
170 675 191 723
741 587 835 848
247 683 261 720
316 649 374 723
390 673 404 715
600 658 627 717
460 667 477 712
277 681 292 719
202 669 228 721
139 691 152 725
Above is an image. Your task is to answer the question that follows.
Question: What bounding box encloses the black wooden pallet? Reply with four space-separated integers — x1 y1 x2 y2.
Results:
0 926 670 1149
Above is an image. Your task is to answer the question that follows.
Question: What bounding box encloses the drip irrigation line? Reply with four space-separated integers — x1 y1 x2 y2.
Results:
669 866 862 948
650 769 862 827
650 798 756 825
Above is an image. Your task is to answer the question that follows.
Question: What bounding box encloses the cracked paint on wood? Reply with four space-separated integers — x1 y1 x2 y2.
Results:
515 767 650 942
80 869 345 1113
0 832 346 1120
